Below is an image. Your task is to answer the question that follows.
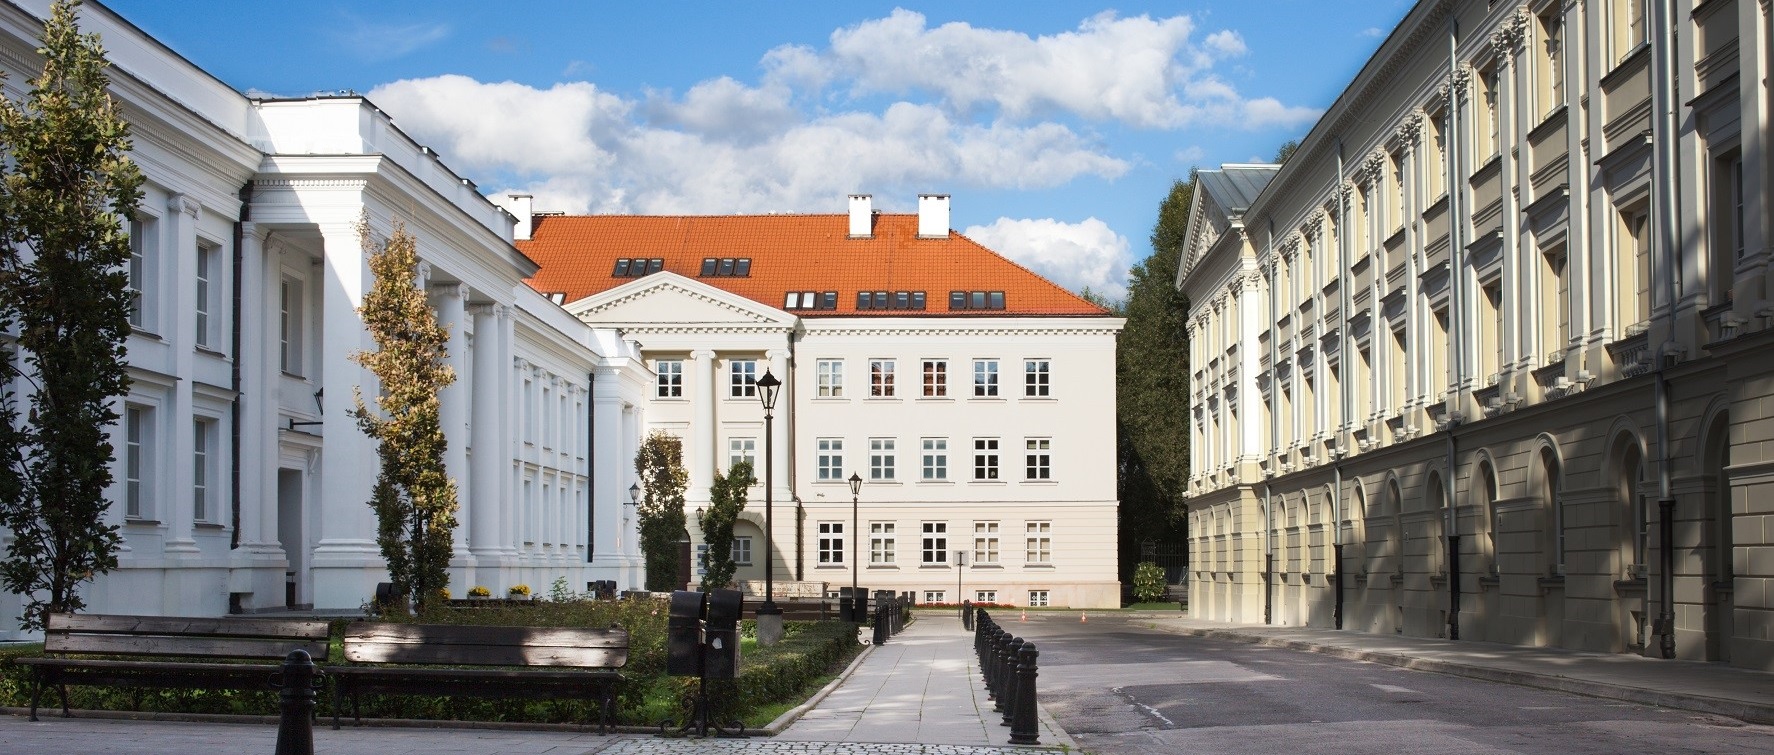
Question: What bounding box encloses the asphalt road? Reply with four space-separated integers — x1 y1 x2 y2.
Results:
998 613 1772 755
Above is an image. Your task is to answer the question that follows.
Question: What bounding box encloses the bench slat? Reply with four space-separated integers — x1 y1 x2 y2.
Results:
341 623 627 668
46 634 330 660
47 613 330 640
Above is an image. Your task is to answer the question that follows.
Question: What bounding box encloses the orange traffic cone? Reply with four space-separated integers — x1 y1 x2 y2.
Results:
1080 611 1087 623
1019 609 1027 622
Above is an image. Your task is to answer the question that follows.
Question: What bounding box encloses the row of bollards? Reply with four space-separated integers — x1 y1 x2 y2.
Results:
272 649 322 755
973 607 1040 745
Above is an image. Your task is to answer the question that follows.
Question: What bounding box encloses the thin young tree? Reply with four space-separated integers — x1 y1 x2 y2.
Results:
634 431 688 592
350 217 458 610
0 0 145 631
698 459 752 592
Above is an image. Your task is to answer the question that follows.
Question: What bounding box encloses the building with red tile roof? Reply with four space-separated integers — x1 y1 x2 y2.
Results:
513 194 1125 609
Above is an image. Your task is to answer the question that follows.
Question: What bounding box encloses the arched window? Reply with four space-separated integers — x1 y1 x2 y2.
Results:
1541 447 1564 574
1618 443 1644 569
1477 459 1499 564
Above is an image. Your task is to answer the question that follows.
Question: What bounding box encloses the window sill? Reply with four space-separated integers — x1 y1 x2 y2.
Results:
129 328 165 342
917 396 953 401
918 478 954 484
970 479 1007 485
194 345 229 360
124 518 162 526
812 396 849 402
866 479 904 485
653 396 688 402
194 522 226 530
1024 563 1055 569
969 396 1005 402
814 565 847 570
970 564 1003 570
866 564 899 570
1020 396 1055 402
865 396 903 402
281 371 308 381
1021 479 1057 485
920 564 952 569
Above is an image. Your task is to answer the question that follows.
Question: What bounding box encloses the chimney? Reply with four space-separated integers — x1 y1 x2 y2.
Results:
917 193 950 238
507 193 534 241
848 193 873 238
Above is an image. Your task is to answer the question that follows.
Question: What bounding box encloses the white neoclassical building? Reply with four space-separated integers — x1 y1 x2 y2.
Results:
516 196 1126 608
1178 0 1774 670
0 0 649 638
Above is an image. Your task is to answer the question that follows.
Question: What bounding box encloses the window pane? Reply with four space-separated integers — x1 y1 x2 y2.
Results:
700 258 717 276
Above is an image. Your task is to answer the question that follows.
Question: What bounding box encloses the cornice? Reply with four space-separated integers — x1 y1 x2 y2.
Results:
579 278 789 325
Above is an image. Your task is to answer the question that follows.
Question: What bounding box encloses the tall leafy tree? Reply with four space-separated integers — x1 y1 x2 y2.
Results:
0 0 145 631
698 459 752 591
350 217 458 610
1115 175 1195 583
634 430 688 592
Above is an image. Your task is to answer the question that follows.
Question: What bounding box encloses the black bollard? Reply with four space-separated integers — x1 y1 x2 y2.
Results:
962 599 972 631
873 604 888 646
1009 641 1040 744
274 649 319 755
1001 637 1024 726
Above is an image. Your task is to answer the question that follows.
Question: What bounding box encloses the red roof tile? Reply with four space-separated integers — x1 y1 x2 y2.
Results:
518 213 1109 317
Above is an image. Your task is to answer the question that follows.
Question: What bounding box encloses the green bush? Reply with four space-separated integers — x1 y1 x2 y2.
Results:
1132 561 1168 604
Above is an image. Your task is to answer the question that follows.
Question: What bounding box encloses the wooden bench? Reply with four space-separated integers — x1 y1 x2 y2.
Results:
16 613 332 721
331 622 628 732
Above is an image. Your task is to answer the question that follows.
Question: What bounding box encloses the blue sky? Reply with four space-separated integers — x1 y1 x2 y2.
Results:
103 0 1412 300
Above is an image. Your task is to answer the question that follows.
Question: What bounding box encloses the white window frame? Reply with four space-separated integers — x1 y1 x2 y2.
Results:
922 438 948 480
656 359 683 398
728 437 756 470
127 215 158 331
818 521 845 564
975 590 997 604
1026 521 1052 564
870 438 896 480
973 438 999 480
125 405 150 519
973 359 999 397
193 416 216 523
729 359 758 398
922 359 947 397
973 521 999 565
870 522 896 564
1025 438 1051 480
1023 359 1050 397
816 359 844 397
1028 590 1049 607
817 438 844 481
732 536 752 566
869 359 896 397
279 276 304 376
195 239 221 349
922 521 948 565
923 591 946 605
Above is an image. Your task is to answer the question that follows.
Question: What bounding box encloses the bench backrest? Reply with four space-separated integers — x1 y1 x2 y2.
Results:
342 622 629 669
43 613 332 662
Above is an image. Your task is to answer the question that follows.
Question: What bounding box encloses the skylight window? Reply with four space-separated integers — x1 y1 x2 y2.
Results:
857 291 928 311
786 291 839 311
613 258 666 278
699 257 753 277
948 291 1006 311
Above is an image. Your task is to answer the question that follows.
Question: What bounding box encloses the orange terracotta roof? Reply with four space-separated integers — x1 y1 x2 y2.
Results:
518 213 1109 317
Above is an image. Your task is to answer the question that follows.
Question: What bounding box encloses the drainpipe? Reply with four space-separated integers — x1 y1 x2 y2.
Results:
1265 218 1279 627
1263 485 1273 625
1334 144 1353 630
1649 0 1682 660
229 182 252 549
596 372 603 560
1443 16 1466 641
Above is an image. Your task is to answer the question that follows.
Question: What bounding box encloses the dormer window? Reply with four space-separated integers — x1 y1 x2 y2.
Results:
786 291 838 311
699 257 753 277
948 290 1006 311
613 258 665 278
857 290 928 311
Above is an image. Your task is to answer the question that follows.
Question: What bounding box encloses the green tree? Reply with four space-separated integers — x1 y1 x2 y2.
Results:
698 459 753 591
1273 139 1301 164
635 430 689 592
350 217 458 610
0 0 145 631
1115 175 1195 585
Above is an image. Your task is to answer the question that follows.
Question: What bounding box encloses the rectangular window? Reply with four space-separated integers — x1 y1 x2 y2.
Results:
279 278 303 376
1023 359 1050 397
921 438 948 480
922 360 947 397
973 438 999 480
869 438 896 481
870 522 896 564
976 590 997 604
1028 590 1049 607
1026 521 1052 564
923 591 946 604
656 360 683 398
732 536 752 566
818 522 844 564
1538 10 1565 118
973 360 999 397
127 217 156 329
125 406 146 519
728 437 756 469
922 522 948 564
729 359 758 398
195 240 219 348
816 359 844 397
973 521 999 565
817 438 843 481
1025 438 1051 480
193 418 213 523
869 359 896 397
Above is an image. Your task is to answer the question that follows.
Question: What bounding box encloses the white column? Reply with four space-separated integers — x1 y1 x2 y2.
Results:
468 304 504 566
430 282 473 564
163 194 199 560
311 222 381 608
497 309 516 558
690 350 716 507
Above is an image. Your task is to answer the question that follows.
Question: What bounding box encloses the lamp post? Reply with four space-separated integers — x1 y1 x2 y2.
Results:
848 472 862 622
755 369 784 644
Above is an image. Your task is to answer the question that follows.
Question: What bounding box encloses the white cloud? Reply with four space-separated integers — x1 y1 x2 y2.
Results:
332 15 450 62
369 77 1127 215
963 217 1132 300
772 9 1301 130
1361 27 1385 38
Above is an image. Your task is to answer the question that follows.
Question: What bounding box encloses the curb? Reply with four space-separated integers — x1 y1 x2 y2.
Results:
1143 623 1774 726
760 637 877 735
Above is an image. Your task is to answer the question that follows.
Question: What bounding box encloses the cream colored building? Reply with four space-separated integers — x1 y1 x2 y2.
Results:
1178 0 1774 670
516 198 1125 608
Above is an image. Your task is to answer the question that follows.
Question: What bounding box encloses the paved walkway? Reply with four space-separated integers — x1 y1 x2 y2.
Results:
5 610 1772 752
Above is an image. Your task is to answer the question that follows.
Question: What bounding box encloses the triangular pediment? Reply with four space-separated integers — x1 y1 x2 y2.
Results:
564 272 795 331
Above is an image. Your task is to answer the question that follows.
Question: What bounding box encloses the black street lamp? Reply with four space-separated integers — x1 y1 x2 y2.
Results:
755 369 783 620
848 472 863 622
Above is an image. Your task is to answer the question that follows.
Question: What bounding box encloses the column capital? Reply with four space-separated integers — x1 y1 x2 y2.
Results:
167 192 199 218
691 349 716 361
429 281 468 300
